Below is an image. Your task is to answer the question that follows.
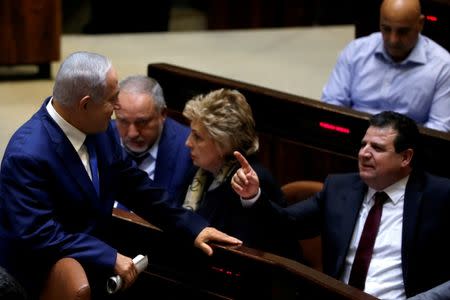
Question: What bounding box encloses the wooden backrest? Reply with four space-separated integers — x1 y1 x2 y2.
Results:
40 258 90 300
148 63 450 185
0 266 27 299
110 208 378 299
282 180 324 205
282 180 324 272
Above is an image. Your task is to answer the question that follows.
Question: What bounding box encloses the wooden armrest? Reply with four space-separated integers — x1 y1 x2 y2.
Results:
112 207 162 231
40 257 90 300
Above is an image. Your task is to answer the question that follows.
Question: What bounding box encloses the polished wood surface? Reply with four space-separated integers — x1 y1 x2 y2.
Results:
0 0 61 77
111 208 378 299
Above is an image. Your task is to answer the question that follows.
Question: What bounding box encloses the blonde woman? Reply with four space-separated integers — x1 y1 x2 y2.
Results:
180 88 300 260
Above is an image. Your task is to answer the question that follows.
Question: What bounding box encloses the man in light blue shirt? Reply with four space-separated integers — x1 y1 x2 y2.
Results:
322 0 450 132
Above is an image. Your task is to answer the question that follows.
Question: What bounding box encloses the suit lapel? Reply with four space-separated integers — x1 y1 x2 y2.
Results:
333 178 367 277
401 172 424 285
40 106 99 200
55 139 98 199
95 134 112 201
154 120 175 185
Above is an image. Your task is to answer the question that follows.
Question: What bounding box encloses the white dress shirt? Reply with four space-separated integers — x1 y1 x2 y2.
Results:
46 99 93 180
341 176 409 300
138 135 160 180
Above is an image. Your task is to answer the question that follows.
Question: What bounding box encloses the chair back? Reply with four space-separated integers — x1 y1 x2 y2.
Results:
40 257 90 300
281 180 323 272
0 266 27 299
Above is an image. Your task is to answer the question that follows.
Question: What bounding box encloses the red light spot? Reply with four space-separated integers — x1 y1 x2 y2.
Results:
210 266 238 277
210 266 224 272
426 15 438 22
319 122 350 134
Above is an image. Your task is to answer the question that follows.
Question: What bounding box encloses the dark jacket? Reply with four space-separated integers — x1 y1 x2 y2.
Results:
258 171 450 298
0 97 208 296
178 157 301 261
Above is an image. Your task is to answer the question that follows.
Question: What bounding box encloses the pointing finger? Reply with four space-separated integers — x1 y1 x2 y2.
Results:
234 151 251 173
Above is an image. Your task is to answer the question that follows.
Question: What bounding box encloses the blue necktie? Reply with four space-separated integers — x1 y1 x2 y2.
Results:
85 136 100 196
131 152 150 166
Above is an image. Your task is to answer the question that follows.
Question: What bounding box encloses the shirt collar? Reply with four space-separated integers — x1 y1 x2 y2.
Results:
366 175 410 205
46 98 86 152
148 134 160 160
375 34 426 65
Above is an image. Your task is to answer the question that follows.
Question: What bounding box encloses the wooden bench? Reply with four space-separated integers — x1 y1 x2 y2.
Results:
111 208 378 299
104 63 450 299
147 63 450 184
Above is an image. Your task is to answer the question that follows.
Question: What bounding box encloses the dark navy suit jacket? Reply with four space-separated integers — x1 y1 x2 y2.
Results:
112 117 193 200
153 117 193 200
258 172 450 298
178 158 301 261
0 98 207 296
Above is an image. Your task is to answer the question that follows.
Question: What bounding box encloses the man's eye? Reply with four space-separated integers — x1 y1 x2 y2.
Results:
397 28 409 35
133 118 151 127
117 119 129 126
373 146 383 152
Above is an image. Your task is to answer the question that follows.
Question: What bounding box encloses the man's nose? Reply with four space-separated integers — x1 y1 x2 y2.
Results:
359 145 371 158
388 32 400 44
185 135 192 148
127 124 139 137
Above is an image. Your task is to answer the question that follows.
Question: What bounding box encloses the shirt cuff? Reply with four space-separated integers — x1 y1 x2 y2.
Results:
240 188 261 207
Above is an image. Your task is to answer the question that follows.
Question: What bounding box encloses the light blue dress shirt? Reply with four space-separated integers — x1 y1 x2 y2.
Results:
321 32 450 132
407 280 450 300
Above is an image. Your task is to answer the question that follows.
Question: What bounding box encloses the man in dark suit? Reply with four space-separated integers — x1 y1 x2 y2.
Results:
114 75 193 202
0 51 241 298
232 111 450 299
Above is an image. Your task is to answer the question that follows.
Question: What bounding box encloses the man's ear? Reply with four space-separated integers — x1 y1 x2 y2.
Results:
161 107 168 120
79 95 91 111
418 14 425 32
401 148 414 167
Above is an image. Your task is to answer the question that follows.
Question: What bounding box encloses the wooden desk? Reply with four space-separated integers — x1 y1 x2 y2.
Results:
111 208 378 300
0 0 61 78
147 63 450 185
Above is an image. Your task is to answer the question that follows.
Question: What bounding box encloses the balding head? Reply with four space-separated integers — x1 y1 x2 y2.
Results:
379 0 424 62
381 0 421 20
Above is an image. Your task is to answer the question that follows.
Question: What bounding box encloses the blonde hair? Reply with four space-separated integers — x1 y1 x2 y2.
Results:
183 88 259 158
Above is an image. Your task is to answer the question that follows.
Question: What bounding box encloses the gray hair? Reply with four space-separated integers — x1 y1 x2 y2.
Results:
53 51 112 107
119 75 166 113
183 88 259 158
